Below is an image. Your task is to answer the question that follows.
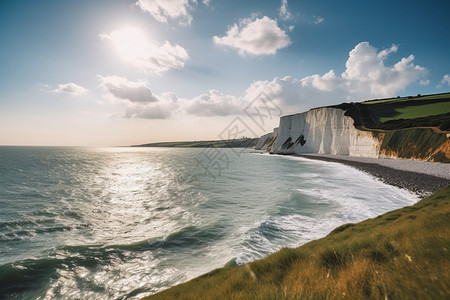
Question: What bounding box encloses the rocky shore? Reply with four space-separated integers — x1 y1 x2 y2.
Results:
297 154 449 197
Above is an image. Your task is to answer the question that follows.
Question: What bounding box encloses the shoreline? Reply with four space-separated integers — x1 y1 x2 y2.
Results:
144 186 450 299
295 154 449 197
143 152 450 299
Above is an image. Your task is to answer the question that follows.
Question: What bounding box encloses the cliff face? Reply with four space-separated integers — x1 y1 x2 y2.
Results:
263 107 381 157
257 107 449 161
255 128 279 151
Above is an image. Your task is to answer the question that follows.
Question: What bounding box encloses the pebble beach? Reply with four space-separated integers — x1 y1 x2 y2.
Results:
297 154 450 197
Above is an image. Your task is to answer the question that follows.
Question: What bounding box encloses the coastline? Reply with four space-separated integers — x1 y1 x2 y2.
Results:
295 154 449 197
142 152 450 299
144 185 450 300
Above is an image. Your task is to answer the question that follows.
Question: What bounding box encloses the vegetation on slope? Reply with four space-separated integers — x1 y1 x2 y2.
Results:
380 128 450 162
132 138 259 148
143 185 450 300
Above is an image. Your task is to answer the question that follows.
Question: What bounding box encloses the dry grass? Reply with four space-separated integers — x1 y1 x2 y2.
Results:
143 185 450 300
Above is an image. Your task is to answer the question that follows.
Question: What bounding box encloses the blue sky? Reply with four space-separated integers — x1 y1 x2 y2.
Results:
0 0 449 146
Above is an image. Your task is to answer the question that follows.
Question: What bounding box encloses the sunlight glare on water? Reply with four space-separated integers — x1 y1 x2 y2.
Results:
0 147 419 299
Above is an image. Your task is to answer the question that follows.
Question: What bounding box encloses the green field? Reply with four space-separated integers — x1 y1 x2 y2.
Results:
144 185 450 300
379 102 450 123
362 92 450 105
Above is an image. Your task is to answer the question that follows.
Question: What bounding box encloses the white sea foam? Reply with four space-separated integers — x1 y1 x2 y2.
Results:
0 147 419 299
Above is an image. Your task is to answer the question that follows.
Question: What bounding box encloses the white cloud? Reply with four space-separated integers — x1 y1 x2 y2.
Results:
213 16 291 56
279 0 292 20
377 44 398 59
53 83 88 95
100 27 188 73
136 0 204 25
420 79 430 86
99 42 428 121
179 76 338 118
98 75 157 103
300 70 343 91
183 90 244 116
163 43 426 118
340 42 426 98
99 75 178 119
123 92 178 119
243 42 427 112
313 16 324 24
440 74 450 86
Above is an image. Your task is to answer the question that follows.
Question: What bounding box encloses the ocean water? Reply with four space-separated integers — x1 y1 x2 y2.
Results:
0 147 418 299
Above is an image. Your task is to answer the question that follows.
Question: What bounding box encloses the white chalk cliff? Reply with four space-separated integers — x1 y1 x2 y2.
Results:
255 128 279 151
257 107 382 157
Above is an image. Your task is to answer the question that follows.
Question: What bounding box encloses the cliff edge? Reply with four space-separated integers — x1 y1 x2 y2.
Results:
256 93 450 162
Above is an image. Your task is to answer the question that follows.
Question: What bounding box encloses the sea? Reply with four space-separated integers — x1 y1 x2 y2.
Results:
0 146 418 299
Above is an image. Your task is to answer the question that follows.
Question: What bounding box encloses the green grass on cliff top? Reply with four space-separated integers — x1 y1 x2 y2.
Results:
143 185 450 300
362 92 450 105
362 92 450 124
378 101 450 123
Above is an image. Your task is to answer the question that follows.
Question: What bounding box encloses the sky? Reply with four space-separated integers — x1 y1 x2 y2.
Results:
0 0 449 146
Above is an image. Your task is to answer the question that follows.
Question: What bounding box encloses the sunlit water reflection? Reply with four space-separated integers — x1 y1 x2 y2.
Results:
0 147 418 299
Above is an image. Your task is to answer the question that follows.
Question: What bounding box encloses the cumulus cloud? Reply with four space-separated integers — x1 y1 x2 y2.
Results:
123 92 178 119
155 43 427 118
297 42 426 100
98 75 158 103
300 70 343 92
376 44 398 59
183 90 244 116
279 0 292 20
53 83 88 95
100 28 188 73
99 75 178 119
439 74 450 87
340 42 426 98
242 42 427 112
136 0 206 25
179 76 337 118
100 42 428 120
213 16 291 56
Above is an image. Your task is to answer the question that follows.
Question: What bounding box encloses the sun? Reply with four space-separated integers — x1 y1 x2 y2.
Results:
101 26 150 64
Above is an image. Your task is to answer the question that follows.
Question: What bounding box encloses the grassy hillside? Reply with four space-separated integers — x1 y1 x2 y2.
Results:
143 185 450 300
380 128 450 163
131 138 259 148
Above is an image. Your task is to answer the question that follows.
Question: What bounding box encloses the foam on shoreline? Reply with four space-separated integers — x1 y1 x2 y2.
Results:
297 154 449 196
